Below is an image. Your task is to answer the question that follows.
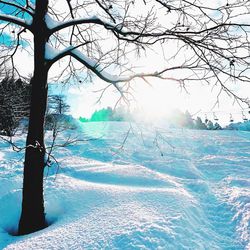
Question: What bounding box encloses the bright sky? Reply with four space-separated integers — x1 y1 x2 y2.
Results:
50 75 250 126
1 0 250 126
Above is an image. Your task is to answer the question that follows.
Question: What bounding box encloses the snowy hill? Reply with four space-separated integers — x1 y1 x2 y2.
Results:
0 122 249 249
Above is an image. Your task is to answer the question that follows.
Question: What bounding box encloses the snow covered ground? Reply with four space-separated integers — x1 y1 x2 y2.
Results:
0 122 249 249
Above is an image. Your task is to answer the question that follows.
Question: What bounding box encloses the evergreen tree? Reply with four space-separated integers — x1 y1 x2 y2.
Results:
214 122 222 130
0 78 30 136
206 120 214 130
194 117 207 130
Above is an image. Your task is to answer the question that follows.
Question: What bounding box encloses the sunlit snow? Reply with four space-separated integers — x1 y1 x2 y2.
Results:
0 122 249 249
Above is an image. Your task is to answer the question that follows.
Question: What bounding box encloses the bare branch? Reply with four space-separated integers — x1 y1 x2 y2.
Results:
0 14 32 30
94 0 116 23
0 0 34 16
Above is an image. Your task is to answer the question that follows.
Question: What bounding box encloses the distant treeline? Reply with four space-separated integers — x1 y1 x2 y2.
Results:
79 107 223 130
168 110 222 130
79 107 130 123
171 110 250 131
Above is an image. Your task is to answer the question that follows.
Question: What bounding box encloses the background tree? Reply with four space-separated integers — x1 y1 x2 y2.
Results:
45 94 77 130
79 106 129 122
0 78 30 136
47 95 70 115
206 120 215 130
0 0 250 235
46 94 70 129
214 122 222 130
195 116 207 130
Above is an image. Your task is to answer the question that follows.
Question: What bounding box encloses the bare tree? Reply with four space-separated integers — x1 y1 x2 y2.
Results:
0 0 250 235
46 94 74 131
48 94 70 115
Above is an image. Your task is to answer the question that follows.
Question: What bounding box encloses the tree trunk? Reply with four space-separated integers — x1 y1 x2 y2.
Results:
18 0 49 235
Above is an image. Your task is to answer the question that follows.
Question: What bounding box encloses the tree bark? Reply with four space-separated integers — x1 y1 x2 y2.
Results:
18 0 49 235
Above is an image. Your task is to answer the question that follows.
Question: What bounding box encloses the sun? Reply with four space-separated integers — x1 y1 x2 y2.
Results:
132 79 188 121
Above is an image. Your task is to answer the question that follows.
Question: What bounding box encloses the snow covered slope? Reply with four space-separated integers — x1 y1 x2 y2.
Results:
0 122 249 249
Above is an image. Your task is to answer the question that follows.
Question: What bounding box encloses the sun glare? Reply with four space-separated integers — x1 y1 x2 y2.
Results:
133 79 187 121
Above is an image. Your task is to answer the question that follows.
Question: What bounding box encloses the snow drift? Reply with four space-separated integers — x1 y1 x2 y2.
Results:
0 122 249 249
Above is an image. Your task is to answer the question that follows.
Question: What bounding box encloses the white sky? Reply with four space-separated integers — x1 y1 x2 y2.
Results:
47 0 250 125
3 0 250 126
50 74 250 126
